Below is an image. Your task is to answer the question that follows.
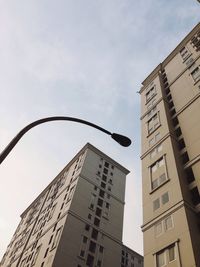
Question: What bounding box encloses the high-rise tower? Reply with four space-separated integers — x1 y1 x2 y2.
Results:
140 23 200 266
1 143 143 267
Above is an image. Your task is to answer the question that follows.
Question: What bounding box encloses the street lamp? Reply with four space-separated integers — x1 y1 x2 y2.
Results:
0 116 131 165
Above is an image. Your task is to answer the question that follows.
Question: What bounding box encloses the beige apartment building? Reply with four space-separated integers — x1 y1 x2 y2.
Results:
1 143 143 267
140 23 200 267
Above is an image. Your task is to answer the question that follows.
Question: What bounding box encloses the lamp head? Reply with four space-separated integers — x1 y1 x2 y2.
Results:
111 133 132 147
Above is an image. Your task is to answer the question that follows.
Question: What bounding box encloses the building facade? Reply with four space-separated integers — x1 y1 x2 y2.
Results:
1 143 143 267
140 23 200 266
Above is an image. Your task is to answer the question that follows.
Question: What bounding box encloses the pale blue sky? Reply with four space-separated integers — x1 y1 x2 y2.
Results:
0 0 199 259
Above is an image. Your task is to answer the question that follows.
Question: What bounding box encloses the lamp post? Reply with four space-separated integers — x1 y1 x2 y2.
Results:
0 116 131 165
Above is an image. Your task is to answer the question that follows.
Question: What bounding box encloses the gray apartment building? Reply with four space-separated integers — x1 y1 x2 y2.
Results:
140 23 200 266
1 143 143 267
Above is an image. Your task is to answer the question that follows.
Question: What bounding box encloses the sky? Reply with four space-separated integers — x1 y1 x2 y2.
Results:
0 0 199 259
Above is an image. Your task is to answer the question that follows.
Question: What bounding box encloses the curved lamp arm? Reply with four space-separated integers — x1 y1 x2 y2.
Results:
0 116 131 165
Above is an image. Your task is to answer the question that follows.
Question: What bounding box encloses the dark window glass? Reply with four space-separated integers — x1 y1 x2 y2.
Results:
97 260 101 267
181 152 189 164
89 241 96 253
97 198 103 207
91 228 98 240
172 116 178 126
95 208 102 217
106 202 110 209
185 168 195 184
104 162 109 168
101 182 106 189
99 190 105 198
191 187 200 205
103 168 108 174
48 235 53 245
86 254 94 267
99 246 104 253
80 250 85 257
175 127 182 137
102 175 107 182
53 223 57 232
178 138 186 150
169 101 174 109
94 217 100 227
85 224 90 231
170 108 176 116
83 236 87 243
44 248 49 258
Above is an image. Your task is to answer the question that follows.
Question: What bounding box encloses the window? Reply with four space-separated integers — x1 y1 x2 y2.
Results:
99 190 105 198
80 250 85 257
185 167 195 184
97 260 102 267
156 244 176 267
181 152 189 164
164 216 173 231
153 192 169 211
148 113 160 134
85 224 90 231
89 241 96 253
190 187 200 205
103 168 108 174
101 182 106 189
102 175 107 182
104 162 109 168
99 246 104 253
147 98 156 110
146 86 156 102
90 194 96 210
150 144 162 159
44 248 49 258
86 254 94 267
94 217 100 227
147 106 157 118
168 245 175 261
96 207 102 217
155 216 173 237
155 222 162 236
83 236 88 243
48 235 53 245
190 66 200 82
68 185 75 201
153 199 160 211
52 227 62 249
151 157 165 174
162 192 169 205
88 214 92 220
105 202 110 209
151 173 167 190
97 198 103 207
91 228 98 240
156 251 165 267
180 46 191 61
31 246 41 265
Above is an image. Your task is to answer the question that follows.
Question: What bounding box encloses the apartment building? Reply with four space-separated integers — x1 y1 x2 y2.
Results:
140 23 200 266
1 143 143 267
